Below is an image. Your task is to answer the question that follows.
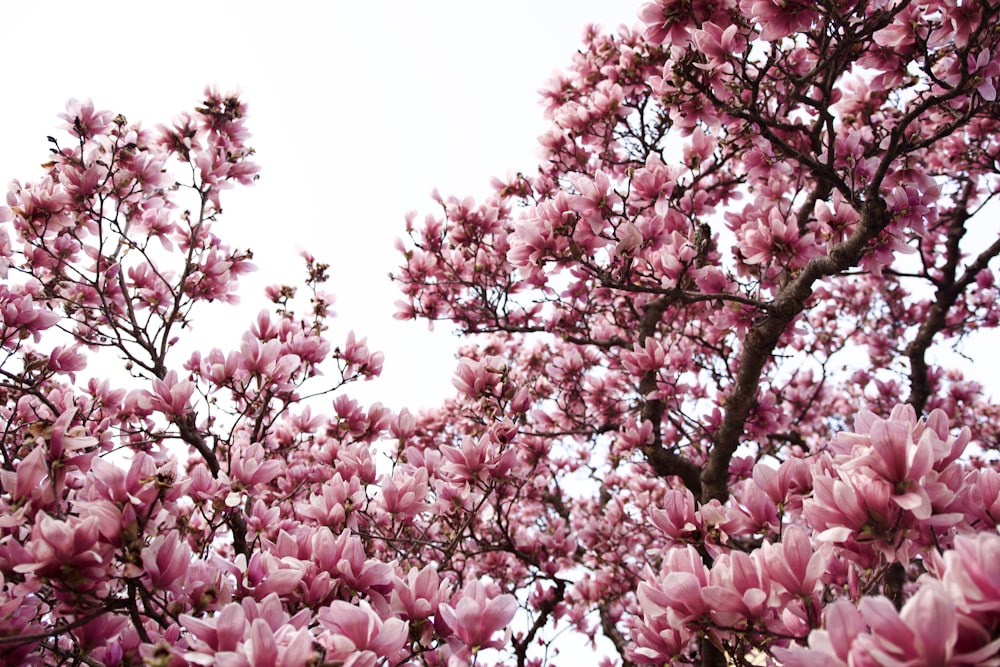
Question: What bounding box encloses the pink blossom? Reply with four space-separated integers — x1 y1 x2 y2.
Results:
628 611 693 664
440 433 518 484
637 546 710 623
933 531 1000 619
15 514 112 589
141 532 192 592
7 14 1000 663
182 601 249 658
773 600 865 666
0 445 48 504
148 370 196 418
307 528 393 596
297 472 363 529
740 0 818 40
379 467 431 517
316 600 407 661
230 442 281 490
761 525 829 599
338 330 384 379
740 206 819 270
807 472 871 543
752 457 811 508
846 418 935 517
57 98 114 138
702 550 770 627
731 477 780 534
615 221 644 257
451 356 503 399
969 49 1000 101
851 584 1000 665
46 344 87 379
569 171 621 235
389 565 451 622
692 22 742 70
650 487 701 544
0 290 59 345
245 550 306 599
638 0 716 46
439 580 517 651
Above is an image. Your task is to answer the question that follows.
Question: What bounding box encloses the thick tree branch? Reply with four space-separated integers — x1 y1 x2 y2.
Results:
635 294 704 495
512 579 567 667
599 602 637 667
907 212 1000 413
702 193 891 503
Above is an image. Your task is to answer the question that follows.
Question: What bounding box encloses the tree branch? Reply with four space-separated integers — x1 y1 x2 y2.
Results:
907 206 1000 413
635 294 704 495
702 192 891 503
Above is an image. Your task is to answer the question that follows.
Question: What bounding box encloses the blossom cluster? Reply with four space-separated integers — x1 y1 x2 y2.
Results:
634 406 1000 664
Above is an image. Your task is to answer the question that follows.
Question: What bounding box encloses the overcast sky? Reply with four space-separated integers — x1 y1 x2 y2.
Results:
0 2 642 411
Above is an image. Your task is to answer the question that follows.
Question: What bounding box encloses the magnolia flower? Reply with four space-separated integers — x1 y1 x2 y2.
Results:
15 514 112 591
439 580 517 652
316 600 407 662
615 221 643 257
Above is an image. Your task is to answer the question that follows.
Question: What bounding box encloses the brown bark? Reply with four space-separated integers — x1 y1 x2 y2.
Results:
701 193 891 503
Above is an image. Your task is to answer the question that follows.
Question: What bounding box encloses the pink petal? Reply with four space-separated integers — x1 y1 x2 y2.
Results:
247 619 278 667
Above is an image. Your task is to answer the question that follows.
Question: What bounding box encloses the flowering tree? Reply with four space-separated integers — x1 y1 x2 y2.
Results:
2 2 1000 667
0 93 518 666
392 0 1000 664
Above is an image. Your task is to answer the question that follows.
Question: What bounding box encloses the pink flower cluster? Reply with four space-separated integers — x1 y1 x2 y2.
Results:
633 406 1000 664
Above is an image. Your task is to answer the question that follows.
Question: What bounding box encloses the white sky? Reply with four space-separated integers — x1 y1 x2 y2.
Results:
0 2 642 412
